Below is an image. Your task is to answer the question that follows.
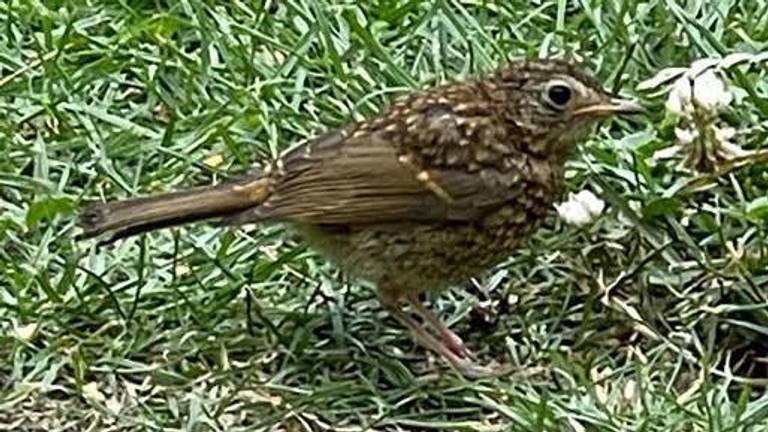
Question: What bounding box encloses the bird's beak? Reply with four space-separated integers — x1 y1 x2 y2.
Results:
574 97 645 117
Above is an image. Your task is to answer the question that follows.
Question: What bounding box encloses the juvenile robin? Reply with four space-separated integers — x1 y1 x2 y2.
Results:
78 59 642 377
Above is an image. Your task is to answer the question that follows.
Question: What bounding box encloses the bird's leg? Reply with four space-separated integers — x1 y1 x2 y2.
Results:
378 288 493 377
405 292 476 361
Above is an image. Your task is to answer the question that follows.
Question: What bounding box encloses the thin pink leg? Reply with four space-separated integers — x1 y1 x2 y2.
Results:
378 289 494 377
406 293 476 360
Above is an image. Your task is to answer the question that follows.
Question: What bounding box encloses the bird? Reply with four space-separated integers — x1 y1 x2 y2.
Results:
77 59 643 377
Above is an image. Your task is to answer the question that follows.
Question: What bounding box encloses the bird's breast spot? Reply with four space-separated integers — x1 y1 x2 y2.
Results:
425 103 455 120
426 113 458 130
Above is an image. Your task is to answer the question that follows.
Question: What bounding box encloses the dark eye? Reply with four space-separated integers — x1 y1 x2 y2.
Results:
545 83 573 109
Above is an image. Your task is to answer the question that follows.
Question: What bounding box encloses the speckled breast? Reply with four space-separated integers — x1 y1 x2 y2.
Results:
297 183 556 291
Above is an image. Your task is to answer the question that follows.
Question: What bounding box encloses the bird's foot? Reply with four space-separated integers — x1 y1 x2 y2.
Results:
381 288 510 378
440 329 477 361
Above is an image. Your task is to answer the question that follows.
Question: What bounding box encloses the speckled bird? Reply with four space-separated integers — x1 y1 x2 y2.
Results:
78 59 642 377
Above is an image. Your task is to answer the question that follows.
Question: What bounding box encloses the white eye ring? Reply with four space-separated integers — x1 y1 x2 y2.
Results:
543 80 574 110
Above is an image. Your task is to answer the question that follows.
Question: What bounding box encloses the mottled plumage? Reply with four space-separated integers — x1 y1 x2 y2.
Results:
78 59 642 376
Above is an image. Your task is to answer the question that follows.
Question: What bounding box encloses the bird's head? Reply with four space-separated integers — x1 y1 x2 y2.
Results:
494 59 643 158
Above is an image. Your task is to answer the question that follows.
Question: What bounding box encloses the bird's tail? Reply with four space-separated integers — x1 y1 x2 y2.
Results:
77 177 271 243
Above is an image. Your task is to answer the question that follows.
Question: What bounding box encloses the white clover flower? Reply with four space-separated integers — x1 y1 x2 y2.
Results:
573 190 606 216
555 190 605 226
692 70 732 113
665 69 732 117
674 127 699 145
713 126 736 145
665 76 693 116
656 62 743 172
555 200 592 226
712 126 745 157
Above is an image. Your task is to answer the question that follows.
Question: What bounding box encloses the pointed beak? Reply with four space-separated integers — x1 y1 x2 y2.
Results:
574 97 645 117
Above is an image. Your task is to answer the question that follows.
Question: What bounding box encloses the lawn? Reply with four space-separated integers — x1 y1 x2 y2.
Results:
2 1 768 430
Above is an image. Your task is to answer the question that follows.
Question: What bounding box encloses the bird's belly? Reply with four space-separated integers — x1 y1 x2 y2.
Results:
295 203 547 290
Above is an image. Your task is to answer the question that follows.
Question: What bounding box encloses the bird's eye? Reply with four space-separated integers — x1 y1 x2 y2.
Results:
544 82 573 110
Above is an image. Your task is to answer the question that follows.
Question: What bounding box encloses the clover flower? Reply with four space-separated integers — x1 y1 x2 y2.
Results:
691 70 733 112
664 76 693 116
555 190 605 226
655 67 741 172
666 70 733 117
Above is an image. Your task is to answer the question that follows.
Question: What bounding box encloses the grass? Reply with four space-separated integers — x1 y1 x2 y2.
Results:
1 0 767 430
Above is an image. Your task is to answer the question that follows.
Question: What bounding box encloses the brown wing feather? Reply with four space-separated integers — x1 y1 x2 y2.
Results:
225 128 521 226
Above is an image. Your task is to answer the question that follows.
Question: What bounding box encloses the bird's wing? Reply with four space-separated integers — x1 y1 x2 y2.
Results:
224 127 522 226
